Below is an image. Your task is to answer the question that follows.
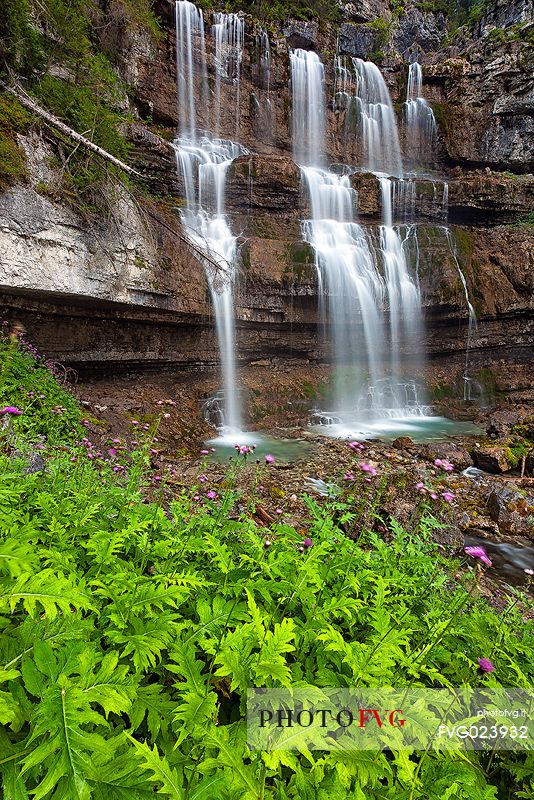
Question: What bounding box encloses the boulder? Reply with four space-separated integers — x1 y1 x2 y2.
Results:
487 484 534 538
420 443 473 471
472 446 513 473
282 20 318 49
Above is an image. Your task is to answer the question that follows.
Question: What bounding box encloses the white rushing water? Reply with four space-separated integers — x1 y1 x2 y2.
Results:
443 227 478 400
292 49 425 423
404 62 436 169
334 56 403 177
174 0 246 435
251 29 273 143
213 12 244 139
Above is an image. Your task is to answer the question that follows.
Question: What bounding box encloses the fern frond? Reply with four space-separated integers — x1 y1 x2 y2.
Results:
2 569 95 618
126 736 186 798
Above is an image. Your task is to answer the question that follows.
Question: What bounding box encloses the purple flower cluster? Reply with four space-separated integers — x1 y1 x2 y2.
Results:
0 406 22 415
434 458 454 472
416 482 455 503
234 444 256 456
348 441 365 452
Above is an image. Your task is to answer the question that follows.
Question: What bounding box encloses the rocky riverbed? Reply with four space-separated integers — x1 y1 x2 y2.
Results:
76 371 534 606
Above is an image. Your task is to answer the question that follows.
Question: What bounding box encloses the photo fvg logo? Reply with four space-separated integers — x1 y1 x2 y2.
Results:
259 707 406 729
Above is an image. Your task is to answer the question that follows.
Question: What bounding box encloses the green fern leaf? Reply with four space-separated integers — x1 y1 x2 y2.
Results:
3 569 95 618
126 736 186 798
129 684 177 741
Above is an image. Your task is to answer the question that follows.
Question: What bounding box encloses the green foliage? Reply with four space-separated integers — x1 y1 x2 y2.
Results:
415 0 450 13
0 0 158 208
513 210 534 227
0 339 533 798
0 334 83 444
366 17 391 47
195 0 339 23
0 94 33 191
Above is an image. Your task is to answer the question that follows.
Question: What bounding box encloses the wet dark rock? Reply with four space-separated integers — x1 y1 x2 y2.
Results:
391 436 415 450
447 172 534 225
392 7 448 59
473 446 513 474
487 484 534 538
486 408 534 440
338 23 377 59
282 20 318 49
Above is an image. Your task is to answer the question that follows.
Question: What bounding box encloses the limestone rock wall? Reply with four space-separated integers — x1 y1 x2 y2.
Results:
0 0 532 400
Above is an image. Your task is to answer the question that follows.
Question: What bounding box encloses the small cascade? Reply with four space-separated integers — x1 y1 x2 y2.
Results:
292 48 425 423
333 56 403 177
392 177 450 222
290 49 325 168
174 1 246 435
213 12 244 139
443 227 478 400
442 182 449 220
379 177 424 403
404 62 436 169
251 29 273 142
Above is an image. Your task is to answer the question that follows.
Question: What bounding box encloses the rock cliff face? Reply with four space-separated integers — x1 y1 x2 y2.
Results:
0 0 532 415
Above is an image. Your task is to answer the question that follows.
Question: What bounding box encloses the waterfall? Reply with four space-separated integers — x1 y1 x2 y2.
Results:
213 12 244 139
404 62 436 169
290 49 325 168
292 48 424 421
379 178 424 403
173 1 246 435
333 56 403 177
443 227 478 400
251 30 273 143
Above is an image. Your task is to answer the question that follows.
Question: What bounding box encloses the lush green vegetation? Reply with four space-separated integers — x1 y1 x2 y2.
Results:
195 0 340 23
0 334 533 798
0 0 162 210
0 93 32 192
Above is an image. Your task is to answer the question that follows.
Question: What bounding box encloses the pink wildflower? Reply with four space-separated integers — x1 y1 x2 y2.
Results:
442 491 455 502
0 406 22 415
207 490 217 500
265 454 275 464
478 658 495 673
464 545 492 568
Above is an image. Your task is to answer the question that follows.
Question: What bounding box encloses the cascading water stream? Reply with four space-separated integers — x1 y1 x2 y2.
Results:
333 56 403 177
379 177 424 403
404 62 436 169
292 49 425 423
213 12 244 139
173 0 246 435
443 227 478 400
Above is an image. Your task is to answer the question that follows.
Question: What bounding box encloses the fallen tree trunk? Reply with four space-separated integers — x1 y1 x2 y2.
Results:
0 80 231 276
0 80 144 178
